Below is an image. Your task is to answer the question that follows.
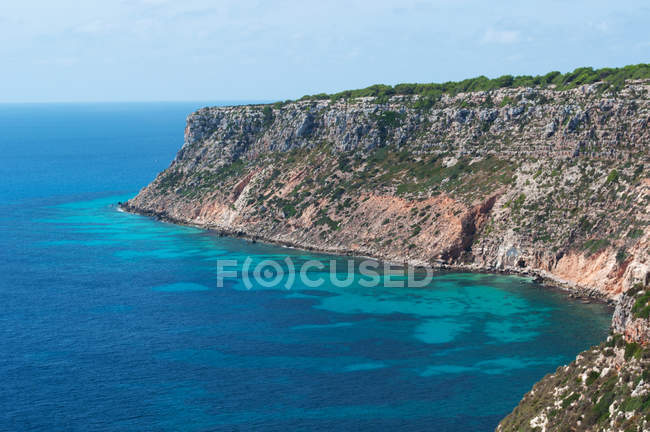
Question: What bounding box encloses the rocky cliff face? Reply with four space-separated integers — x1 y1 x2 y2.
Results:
612 284 650 345
125 80 649 300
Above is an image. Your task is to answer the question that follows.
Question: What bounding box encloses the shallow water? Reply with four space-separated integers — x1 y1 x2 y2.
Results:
0 104 612 431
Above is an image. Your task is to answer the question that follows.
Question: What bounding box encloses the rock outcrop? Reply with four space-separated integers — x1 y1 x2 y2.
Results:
498 287 650 432
613 284 650 345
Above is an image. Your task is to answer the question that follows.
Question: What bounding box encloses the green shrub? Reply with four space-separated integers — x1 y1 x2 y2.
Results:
606 169 619 184
298 64 650 102
643 368 650 382
631 292 650 319
627 228 643 239
624 342 643 360
592 391 616 423
586 370 600 386
499 96 516 107
331 187 345 200
579 216 593 233
611 333 626 348
620 396 645 412
512 193 526 208
262 106 274 127
582 239 609 256
374 110 405 129
157 169 185 192
282 203 298 218
628 283 645 296
315 214 340 231
562 392 580 408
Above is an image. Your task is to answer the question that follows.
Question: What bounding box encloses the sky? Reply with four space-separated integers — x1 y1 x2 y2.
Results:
1 0 649 103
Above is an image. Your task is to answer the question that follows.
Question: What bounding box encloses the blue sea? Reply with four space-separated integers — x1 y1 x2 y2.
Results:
0 103 612 431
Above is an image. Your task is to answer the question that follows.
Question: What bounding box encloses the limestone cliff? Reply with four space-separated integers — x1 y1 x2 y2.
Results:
124 80 650 300
612 284 650 346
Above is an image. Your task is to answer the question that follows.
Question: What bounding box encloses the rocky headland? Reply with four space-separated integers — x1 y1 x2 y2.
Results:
124 79 649 300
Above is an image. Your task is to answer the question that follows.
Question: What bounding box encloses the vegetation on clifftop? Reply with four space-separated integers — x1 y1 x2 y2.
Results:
298 63 650 103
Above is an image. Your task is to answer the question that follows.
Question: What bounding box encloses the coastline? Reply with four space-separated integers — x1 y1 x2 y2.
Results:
119 201 615 307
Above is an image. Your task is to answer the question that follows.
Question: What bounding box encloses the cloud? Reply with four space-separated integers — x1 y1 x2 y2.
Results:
482 28 520 44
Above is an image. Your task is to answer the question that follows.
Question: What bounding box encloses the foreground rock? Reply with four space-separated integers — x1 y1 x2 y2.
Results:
498 286 650 432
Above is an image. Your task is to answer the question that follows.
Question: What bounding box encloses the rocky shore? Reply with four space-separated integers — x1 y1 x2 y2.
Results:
121 199 613 304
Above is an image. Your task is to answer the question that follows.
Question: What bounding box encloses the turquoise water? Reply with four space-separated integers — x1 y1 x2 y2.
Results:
0 104 612 431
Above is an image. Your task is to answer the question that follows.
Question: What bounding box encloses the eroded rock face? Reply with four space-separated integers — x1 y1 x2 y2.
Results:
179 82 649 167
126 80 650 300
612 286 650 345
